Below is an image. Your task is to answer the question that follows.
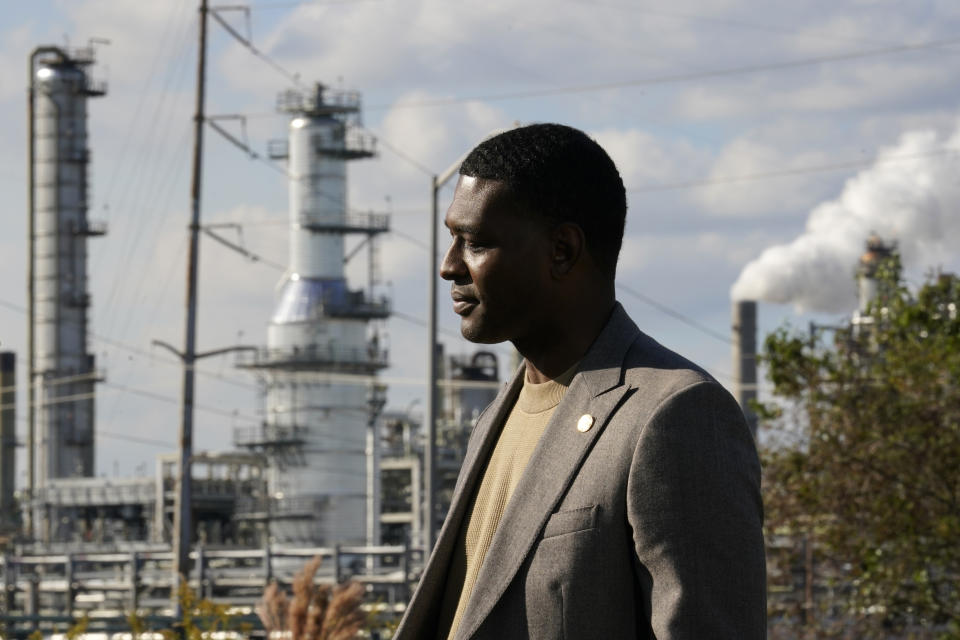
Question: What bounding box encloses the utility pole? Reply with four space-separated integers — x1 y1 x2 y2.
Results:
173 0 209 605
158 340 255 600
425 175 439 554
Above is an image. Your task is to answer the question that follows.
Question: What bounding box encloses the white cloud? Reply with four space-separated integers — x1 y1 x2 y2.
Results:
696 136 839 218
593 127 710 189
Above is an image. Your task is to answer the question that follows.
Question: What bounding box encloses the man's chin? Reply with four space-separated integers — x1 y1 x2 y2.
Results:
459 319 506 345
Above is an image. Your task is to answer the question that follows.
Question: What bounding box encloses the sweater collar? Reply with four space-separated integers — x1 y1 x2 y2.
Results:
516 361 577 413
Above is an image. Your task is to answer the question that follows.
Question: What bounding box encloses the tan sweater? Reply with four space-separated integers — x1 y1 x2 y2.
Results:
436 367 575 640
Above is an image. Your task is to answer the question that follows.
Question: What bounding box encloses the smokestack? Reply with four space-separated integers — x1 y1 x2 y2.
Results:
857 235 896 313
0 352 16 530
731 301 758 439
731 124 960 312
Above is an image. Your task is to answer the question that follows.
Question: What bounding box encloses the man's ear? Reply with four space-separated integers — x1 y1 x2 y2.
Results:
550 222 585 278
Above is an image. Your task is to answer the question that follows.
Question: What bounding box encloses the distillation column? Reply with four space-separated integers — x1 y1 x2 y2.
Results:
236 85 388 545
31 49 106 486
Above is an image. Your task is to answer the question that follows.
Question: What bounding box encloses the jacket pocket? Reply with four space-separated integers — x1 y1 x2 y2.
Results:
541 505 600 539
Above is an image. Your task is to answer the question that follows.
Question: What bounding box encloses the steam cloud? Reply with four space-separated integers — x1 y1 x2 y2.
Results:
731 122 960 312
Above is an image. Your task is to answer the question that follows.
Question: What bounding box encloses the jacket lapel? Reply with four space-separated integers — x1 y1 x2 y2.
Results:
440 364 525 551
454 304 640 640
397 365 524 639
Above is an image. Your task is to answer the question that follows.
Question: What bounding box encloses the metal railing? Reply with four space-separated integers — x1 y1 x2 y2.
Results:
324 292 391 319
233 424 308 449
313 128 376 158
33 479 154 507
0 543 422 636
298 211 389 234
73 218 108 236
233 495 325 518
276 87 363 115
235 344 389 371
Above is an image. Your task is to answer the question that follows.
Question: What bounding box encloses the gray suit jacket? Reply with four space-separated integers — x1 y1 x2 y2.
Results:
396 304 766 639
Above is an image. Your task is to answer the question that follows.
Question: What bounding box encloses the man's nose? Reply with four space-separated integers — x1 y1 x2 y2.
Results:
440 242 465 282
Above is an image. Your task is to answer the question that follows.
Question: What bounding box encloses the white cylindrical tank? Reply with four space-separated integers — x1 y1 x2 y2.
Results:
251 87 383 546
265 312 369 544
265 374 368 543
289 115 346 279
33 56 102 482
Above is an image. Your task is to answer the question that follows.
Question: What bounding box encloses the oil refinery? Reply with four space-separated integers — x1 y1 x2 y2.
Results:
0 37 913 640
0 44 502 635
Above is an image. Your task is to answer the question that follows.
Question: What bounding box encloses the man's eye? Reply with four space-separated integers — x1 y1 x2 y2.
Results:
464 241 486 251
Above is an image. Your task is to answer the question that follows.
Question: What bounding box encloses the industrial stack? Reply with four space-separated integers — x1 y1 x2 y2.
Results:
852 234 897 332
731 300 758 439
0 353 16 533
236 84 389 545
29 48 106 529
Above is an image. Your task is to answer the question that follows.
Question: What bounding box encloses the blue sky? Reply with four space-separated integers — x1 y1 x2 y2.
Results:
3 0 960 478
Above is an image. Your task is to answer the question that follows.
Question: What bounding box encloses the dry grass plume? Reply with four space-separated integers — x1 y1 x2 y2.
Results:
256 555 366 640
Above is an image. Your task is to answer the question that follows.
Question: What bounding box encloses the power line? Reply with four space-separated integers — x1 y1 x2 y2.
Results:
0 299 25 314
205 116 294 182
7 416 176 448
0 371 101 395
209 6 305 87
0 382 261 424
199 205 429 226
0 297 261 393
362 128 435 177
244 0 383 9
100 0 195 206
206 115 382 221
392 310 464 340
202 223 288 270
2 296 506 392
630 145 960 193
99 430 175 447
195 110 960 199
565 0 896 48
369 34 960 111
92 332 260 391
101 381 259 424
99 90 194 341
389 228 429 251
616 282 732 345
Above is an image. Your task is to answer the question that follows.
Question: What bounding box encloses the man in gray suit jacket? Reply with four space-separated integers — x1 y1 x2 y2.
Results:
395 124 766 639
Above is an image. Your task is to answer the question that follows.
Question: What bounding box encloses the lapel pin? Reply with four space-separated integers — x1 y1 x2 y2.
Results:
577 414 594 433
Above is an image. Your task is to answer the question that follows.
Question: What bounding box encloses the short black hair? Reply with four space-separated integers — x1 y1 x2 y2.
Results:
459 123 627 278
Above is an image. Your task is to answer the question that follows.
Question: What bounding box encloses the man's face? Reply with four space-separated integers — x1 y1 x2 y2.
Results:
441 176 553 345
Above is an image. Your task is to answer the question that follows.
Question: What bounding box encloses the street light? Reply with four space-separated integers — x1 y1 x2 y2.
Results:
151 339 254 603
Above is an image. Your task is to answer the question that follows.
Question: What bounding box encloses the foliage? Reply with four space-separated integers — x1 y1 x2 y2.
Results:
257 555 367 640
127 611 148 636
64 615 89 639
116 578 252 638
761 261 960 638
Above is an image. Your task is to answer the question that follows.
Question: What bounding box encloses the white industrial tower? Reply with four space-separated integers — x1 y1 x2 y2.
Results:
29 48 106 491
236 84 389 545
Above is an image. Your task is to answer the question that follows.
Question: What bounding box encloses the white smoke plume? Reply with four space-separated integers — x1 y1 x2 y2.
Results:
731 122 960 312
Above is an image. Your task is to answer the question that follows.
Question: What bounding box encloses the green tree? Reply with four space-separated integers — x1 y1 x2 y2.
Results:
761 260 960 638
